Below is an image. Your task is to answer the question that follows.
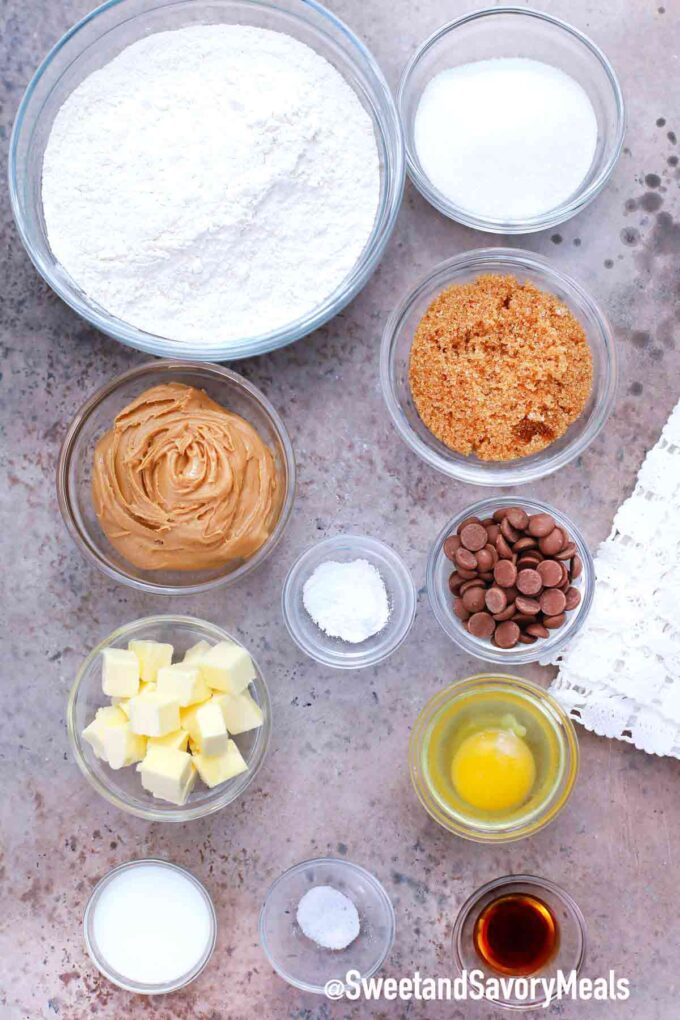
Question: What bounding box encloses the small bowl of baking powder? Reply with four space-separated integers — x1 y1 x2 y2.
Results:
282 535 417 669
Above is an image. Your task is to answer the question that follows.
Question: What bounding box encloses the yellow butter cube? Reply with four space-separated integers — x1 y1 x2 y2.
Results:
101 648 140 698
193 740 248 788
214 690 264 735
183 640 212 664
193 700 229 756
198 641 255 695
129 688 180 737
128 639 173 683
82 705 147 770
137 746 196 805
112 681 155 718
156 662 210 708
147 729 190 752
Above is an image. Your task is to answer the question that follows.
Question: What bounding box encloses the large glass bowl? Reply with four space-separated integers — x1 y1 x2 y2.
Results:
57 360 295 595
67 615 272 821
9 0 404 360
398 7 625 233
380 248 617 486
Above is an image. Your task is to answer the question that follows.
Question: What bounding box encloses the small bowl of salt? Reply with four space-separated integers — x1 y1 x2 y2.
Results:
281 534 417 669
259 857 395 995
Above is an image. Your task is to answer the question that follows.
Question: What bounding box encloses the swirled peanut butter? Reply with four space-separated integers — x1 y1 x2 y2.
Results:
92 383 282 571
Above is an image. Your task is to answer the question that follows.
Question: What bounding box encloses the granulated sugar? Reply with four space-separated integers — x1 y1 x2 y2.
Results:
414 58 598 221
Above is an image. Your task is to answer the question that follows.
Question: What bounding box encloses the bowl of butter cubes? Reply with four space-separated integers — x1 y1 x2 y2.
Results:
67 615 271 821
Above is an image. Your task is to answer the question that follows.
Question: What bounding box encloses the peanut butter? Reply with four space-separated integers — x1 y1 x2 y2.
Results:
92 383 281 571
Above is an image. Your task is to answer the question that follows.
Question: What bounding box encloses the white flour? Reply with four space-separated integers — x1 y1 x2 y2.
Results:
415 58 598 221
42 25 380 345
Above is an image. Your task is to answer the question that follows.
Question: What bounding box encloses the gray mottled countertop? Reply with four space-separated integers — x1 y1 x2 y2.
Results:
1 1 679 1018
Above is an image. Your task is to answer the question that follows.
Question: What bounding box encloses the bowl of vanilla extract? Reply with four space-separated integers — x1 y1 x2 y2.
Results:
409 675 579 842
452 874 587 1010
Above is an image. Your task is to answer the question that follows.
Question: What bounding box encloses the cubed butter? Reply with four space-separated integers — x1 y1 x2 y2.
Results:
193 700 229 756
213 690 263 735
193 740 248 788
112 681 155 718
156 662 210 707
82 705 147 770
129 687 180 737
183 640 212 664
101 648 140 698
147 729 190 752
198 641 255 695
128 639 173 683
137 746 196 805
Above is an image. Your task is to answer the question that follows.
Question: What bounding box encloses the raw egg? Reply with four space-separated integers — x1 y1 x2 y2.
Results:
450 727 536 812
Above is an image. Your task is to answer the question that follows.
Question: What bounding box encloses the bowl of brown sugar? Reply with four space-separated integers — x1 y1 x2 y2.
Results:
380 248 616 485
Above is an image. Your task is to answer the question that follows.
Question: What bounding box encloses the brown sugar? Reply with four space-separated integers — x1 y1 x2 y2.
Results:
408 274 593 461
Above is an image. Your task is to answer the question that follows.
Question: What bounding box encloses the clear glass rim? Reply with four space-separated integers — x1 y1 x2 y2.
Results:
451 873 587 1010
281 534 417 669
8 0 405 361
56 359 297 594
258 855 396 994
397 5 626 234
408 674 580 843
67 614 272 821
426 497 595 665
83 858 217 993
380 247 618 485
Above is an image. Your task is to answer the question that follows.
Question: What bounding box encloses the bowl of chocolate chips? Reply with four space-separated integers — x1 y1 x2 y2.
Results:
427 498 595 665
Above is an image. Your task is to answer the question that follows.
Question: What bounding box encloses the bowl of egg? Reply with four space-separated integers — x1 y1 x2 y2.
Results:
409 675 579 843
67 615 271 821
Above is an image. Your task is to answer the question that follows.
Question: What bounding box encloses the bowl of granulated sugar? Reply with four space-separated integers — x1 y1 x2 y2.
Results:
398 7 624 233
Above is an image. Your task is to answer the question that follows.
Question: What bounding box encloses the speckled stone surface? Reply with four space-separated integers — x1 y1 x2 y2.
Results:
1 1 679 1018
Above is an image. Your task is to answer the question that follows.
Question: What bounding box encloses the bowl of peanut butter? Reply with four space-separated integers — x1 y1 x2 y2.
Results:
57 361 295 594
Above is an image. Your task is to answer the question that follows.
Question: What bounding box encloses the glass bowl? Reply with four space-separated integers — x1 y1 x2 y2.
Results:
380 248 617 486
398 7 625 233
259 857 395 994
453 874 587 1010
9 0 404 361
427 497 594 666
67 615 272 821
281 535 417 669
409 675 579 842
57 360 295 595
84 859 217 993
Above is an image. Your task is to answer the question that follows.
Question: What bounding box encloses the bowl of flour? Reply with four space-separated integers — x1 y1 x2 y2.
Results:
10 0 404 359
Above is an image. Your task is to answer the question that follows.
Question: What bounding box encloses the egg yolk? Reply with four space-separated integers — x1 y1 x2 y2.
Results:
450 728 536 812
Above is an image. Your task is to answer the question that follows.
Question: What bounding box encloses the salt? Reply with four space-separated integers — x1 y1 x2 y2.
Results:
87 861 214 988
302 558 390 644
414 58 598 221
297 885 360 950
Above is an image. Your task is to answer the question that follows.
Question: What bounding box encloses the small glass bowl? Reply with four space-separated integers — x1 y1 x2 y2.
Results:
427 497 594 666
380 248 617 486
57 360 295 595
398 7 625 233
259 857 395 994
453 874 587 1010
84 859 217 993
281 535 417 669
67 615 271 821
409 675 579 842
9 0 404 360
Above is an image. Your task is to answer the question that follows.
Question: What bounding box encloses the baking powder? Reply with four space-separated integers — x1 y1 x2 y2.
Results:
303 558 390 644
42 26 380 345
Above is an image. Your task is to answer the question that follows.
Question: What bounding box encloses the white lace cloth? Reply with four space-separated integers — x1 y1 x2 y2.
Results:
548 400 680 757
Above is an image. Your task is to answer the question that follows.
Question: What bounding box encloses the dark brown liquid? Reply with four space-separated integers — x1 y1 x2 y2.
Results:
473 893 558 976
